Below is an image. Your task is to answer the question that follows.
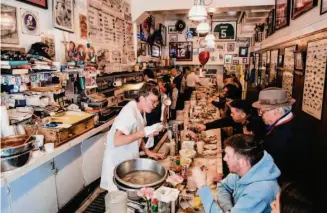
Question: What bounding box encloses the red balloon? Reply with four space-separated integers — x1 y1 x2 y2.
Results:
199 51 210 66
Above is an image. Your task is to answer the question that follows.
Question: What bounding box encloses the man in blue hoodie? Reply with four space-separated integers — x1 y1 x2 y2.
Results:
192 134 280 213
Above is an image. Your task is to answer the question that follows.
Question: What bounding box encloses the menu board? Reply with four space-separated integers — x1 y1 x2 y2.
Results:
302 38 327 120
169 42 193 61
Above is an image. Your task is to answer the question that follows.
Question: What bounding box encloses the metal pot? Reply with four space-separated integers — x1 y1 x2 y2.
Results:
114 158 167 189
1 150 32 172
0 135 35 157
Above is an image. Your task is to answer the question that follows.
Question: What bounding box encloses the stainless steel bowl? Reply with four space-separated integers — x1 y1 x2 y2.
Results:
114 158 167 188
0 135 35 157
1 150 32 172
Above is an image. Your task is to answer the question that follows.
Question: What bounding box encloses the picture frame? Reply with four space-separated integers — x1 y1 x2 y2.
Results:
149 15 155 29
140 23 149 42
275 0 291 31
159 24 167 46
1 4 19 44
243 58 248 64
140 43 146 56
151 45 161 58
239 47 249 57
189 27 198 37
227 43 235 52
294 51 306 71
21 8 40 36
267 9 275 36
292 0 317 19
212 21 237 41
17 0 48 9
233 60 239 65
321 0 327 15
169 41 193 61
53 0 74 33
224 54 233 64
169 34 178 42
168 25 178 34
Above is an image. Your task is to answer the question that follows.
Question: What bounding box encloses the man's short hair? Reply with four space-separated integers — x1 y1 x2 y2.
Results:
230 99 252 115
223 84 241 99
224 134 264 166
143 69 155 79
135 83 159 102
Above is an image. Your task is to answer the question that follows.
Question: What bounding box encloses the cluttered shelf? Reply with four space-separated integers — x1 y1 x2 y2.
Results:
0 117 115 187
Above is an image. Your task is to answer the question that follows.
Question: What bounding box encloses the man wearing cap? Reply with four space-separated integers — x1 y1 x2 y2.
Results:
252 87 310 184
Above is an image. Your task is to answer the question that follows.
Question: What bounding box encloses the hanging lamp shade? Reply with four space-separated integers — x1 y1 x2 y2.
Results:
188 0 207 21
206 39 215 48
196 22 210 34
205 33 215 41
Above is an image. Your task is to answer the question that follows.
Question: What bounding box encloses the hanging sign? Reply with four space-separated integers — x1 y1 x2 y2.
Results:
212 21 237 41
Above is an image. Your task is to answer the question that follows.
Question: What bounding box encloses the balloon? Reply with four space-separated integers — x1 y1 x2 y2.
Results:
199 51 210 66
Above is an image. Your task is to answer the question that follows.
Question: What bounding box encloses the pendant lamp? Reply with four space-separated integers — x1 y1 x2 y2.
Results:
188 0 208 21
196 22 210 34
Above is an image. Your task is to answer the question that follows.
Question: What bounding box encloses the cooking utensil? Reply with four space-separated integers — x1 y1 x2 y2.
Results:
0 135 35 157
114 158 167 189
1 150 32 172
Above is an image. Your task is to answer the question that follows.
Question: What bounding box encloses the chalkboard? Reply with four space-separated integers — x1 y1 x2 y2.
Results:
169 42 193 61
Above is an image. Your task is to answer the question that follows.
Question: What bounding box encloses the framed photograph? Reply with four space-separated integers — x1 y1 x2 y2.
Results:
169 34 178 42
151 45 161 58
292 0 317 19
321 0 327 15
140 23 149 42
243 58 248 64
149 15 155 29
189 27 198 37
267 9 275 36
216 44 225 51
140 43 146 56
224 54 233 64
233 59 239 65
227 43 235 52
294 51 306 71
169 41 193 61
239 47 249 57
275 0 291 31
159 24 167 46
21 8 40 36
17 0 48 9
53 0 74 32
168 25 178 34
212 21 237 41
1 4 19 44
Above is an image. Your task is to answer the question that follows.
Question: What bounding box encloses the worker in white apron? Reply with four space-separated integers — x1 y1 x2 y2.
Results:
100 83 164 191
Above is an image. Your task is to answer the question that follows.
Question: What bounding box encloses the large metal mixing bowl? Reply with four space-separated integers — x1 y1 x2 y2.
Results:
114 158 167 188
0 135 35 157
1 150 32 172
1 135 35 157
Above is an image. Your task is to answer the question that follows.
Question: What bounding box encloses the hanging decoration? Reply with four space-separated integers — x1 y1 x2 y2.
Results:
199 51 210 66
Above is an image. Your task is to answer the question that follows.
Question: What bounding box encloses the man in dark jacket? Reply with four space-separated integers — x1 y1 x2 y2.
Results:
252 87 311 184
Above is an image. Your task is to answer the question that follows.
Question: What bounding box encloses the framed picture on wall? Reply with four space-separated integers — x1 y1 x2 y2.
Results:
140 43 146 56
321 0 327 15
227 43 235 52
239 47 249 57
1 4 19 44
292 0 317 19
294 51 306 71
159 24 167 46
275 0 291 31
212 21 237 41
168 25 178 34
169 34 178 42
278 54 284 67
151 45 161 58
17 0 48 9
224 54 233 64
243 58 248 64
233 60 239 65
267 9 275 36
53 0 74 32
169 42 193 61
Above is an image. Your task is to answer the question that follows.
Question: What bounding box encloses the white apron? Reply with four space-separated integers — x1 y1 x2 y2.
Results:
100 101 145 191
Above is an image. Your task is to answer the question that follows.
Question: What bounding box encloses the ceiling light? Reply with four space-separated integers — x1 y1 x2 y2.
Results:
207 39 215 48
188 0 208 21
196 22 210 34
205 33 215 41
227 11 237 16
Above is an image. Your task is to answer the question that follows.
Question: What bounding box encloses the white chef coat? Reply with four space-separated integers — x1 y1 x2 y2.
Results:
100 100 145 191
186 72 199 87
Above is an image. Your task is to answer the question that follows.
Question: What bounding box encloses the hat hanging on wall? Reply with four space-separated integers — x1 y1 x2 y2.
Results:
175 20 186 32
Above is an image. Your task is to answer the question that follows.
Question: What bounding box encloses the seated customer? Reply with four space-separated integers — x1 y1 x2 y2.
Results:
192 134 280 213
270 182 313 213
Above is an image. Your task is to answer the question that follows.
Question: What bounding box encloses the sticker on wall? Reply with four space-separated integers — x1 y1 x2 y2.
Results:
21 8 40 36
1 4 19 44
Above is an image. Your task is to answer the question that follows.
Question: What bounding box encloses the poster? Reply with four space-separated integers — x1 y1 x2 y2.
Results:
21 8 40 36
1 4 19 44
302 38 327 120
53 0 74 32
275 0 290 30
79 14 87 39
